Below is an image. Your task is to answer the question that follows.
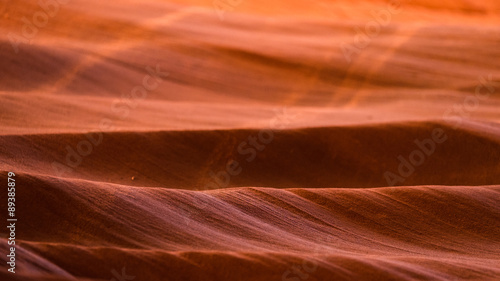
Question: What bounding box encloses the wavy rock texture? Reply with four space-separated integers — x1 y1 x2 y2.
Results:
0 0 499 280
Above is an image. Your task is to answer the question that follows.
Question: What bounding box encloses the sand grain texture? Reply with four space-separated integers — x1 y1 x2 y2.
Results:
1 0 499 280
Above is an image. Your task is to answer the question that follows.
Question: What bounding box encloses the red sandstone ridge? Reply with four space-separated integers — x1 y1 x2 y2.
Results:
0 0 499 280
